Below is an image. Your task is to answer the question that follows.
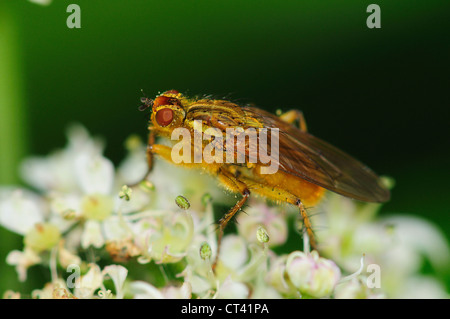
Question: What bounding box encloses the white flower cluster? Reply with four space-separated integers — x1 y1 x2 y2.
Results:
0 125 448 299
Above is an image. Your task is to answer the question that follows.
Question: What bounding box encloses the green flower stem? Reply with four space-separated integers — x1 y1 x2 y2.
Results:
0 3 29 296
0 3 27 185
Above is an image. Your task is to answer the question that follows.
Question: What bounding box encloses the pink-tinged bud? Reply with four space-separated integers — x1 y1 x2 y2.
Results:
286 250 341 298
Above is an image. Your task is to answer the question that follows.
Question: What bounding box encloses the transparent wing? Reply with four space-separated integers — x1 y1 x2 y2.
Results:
243 106 390 203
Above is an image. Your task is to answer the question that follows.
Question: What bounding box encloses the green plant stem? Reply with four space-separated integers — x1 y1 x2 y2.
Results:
0 2 29 297
0 3 27 185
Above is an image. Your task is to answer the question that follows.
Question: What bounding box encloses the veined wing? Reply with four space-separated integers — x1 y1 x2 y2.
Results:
243 106 390 203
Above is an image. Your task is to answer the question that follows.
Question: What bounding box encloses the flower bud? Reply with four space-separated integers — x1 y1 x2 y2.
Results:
286 250 341 298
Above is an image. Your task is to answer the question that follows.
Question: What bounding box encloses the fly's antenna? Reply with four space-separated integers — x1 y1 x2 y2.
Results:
138 89 153 111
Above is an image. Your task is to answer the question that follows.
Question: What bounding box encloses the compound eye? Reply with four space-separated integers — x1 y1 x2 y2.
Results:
155 108 174 126
153 96 181 108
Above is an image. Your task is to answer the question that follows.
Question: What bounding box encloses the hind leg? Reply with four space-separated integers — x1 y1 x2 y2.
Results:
227 169 319 251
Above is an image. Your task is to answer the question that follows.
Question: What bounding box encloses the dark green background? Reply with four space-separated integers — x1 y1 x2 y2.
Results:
0 0 449 295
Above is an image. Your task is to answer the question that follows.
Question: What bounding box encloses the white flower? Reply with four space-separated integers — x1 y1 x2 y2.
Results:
75 154 114 195
181 234 269 298
0 189 45 235
381 215 450 273
219 235 249 272
214 235 267 284
74 264 104 299
57 241 82 268
180 234 216 295
6 247 41 282
128 281 191 299
102 265 128 299
129 281 164 299
16 126 151 253
334 277 385 299
216 276 249 299
130 210 195 264
316 192 450 299
395 275 449 299
378 215 450 298
2 123 449 300
24 223 61 252
20 124 104 193
32 279 74 299
265 255 291 294
237 202 288 247
71 263 129 299
285 250 341 298
161 282 192 299
81 220 105 249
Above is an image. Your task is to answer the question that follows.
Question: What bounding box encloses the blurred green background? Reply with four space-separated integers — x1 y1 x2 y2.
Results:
0 0 449 295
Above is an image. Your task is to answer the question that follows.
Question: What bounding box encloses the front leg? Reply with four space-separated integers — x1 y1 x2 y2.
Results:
128 129 155 187
149 143 206 169
131 130 202 186
145 129 156 174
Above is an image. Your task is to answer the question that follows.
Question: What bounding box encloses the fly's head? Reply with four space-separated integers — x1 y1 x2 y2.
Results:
139 90 188 137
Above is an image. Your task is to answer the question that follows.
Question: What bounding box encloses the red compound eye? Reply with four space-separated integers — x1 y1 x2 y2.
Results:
153 96 172 108
155 108 174 126
153 96 181 108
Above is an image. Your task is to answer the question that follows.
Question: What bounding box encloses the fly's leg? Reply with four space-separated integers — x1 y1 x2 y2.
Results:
213 169 250 271
227 173 319 252
146 148 250 270
130 134 202 187
295 199 317 251
128 129 155 187
145 129 156 175
279 109 308 132
147 143 205 169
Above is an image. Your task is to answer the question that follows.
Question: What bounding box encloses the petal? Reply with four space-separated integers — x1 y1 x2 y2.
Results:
162 282 192 299
216 276 249 299
129 281 164 299
219 235 248 271
116 143 148 186
81 220 104 249
0 189 45 235
237 203 288 246
102 216 132 241
382 215 450 271
75 264 103 299
102 265 128 299
21 152 79 193
58 242 82 268
6 248 41 282
149 211 194 263
75 154 114 195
